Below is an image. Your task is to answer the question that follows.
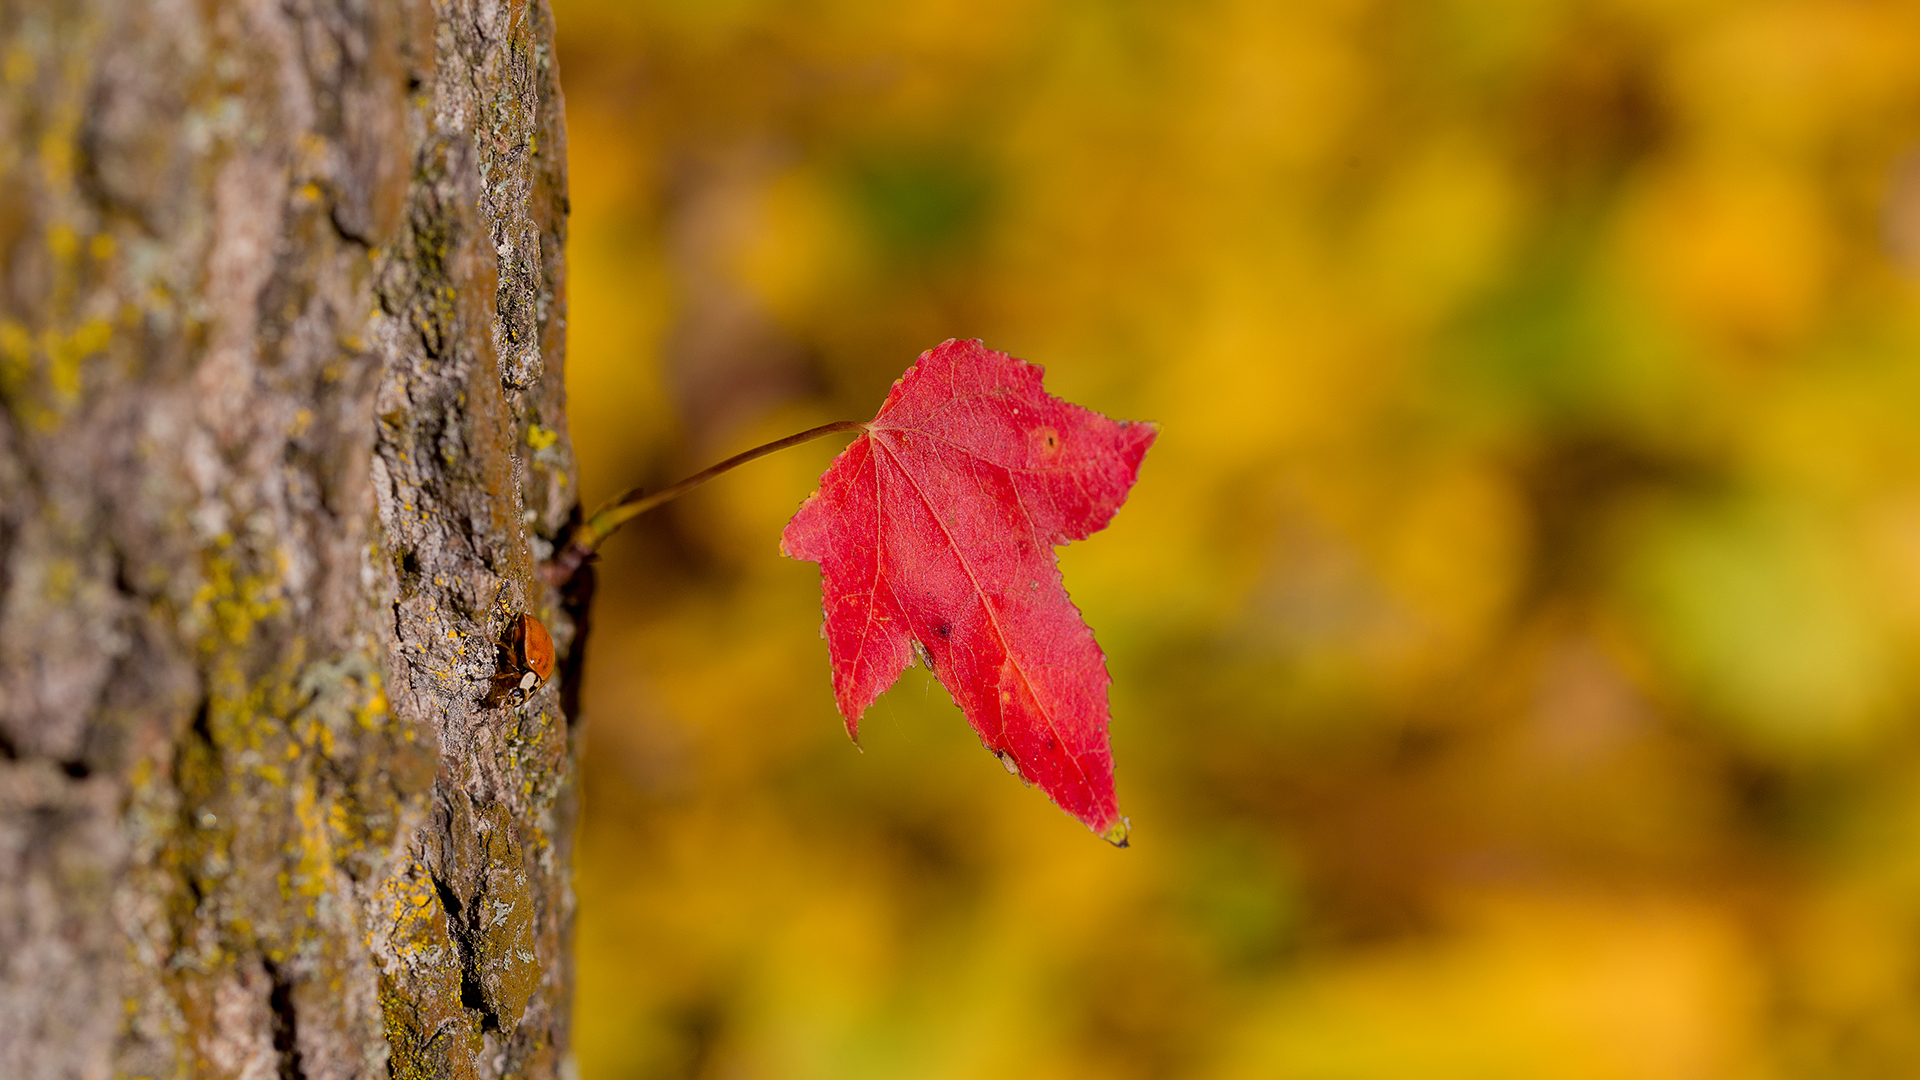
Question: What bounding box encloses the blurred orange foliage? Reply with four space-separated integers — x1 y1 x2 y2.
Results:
553 1 1920 1076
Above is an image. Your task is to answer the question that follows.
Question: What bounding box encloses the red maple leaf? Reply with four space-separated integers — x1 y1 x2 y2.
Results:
781 340 1156 844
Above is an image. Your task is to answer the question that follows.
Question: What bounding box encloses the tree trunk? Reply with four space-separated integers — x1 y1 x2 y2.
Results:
0 0 582 1076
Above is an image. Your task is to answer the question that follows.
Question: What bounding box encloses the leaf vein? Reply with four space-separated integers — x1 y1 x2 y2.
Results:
869 431 1090 793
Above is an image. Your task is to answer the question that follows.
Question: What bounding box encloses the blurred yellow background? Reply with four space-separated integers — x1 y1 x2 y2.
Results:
551 1 1920 1076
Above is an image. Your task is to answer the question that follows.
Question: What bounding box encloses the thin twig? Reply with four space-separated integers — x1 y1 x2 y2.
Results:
546 419 866 584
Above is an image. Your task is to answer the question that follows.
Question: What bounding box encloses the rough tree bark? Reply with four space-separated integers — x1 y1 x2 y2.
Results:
0 0 584 1076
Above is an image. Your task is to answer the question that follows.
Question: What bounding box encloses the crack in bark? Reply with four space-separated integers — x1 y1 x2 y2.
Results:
188 701 213 747
429 869 503 1033
262 960 307 1080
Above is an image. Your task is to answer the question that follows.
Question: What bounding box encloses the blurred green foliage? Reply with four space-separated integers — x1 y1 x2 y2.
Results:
845 143 996 263
554 0 1920 1076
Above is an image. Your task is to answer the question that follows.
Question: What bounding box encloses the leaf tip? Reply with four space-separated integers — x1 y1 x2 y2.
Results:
1100 818 1131 848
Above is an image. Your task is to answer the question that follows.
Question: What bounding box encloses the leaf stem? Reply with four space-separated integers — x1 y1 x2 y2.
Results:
546 419 867 584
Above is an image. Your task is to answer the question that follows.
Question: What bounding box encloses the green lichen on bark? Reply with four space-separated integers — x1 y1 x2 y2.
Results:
0 0 581 1076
